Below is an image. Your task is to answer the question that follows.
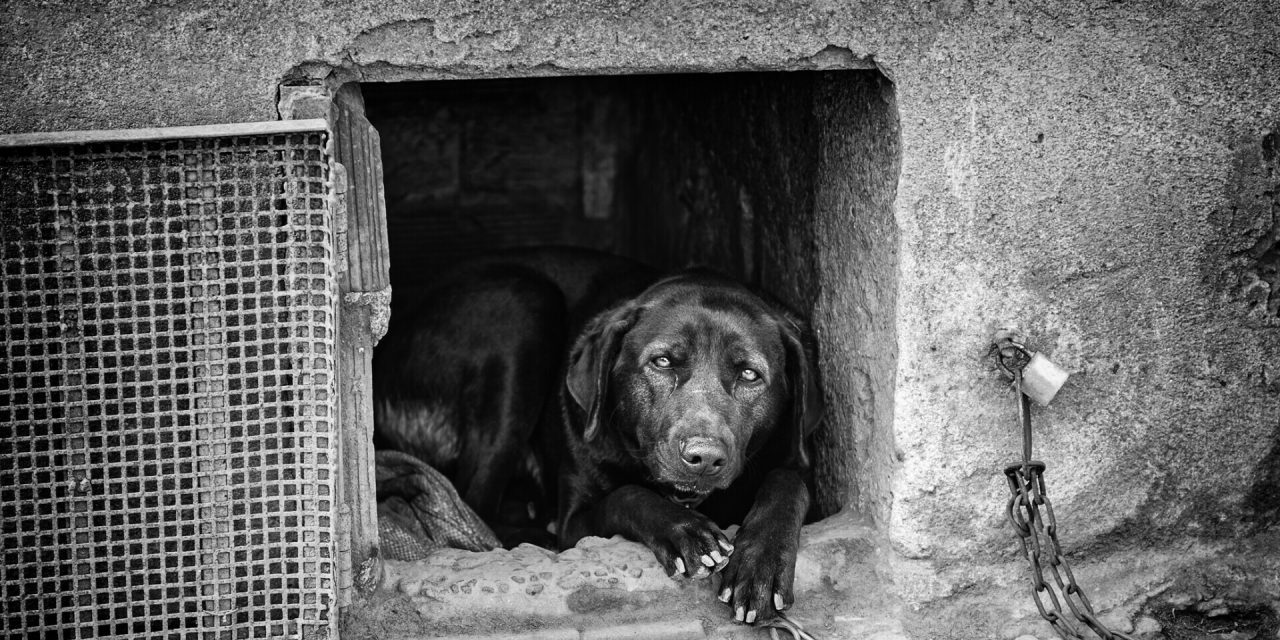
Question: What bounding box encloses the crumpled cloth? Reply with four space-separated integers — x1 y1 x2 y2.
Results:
375 450 500 560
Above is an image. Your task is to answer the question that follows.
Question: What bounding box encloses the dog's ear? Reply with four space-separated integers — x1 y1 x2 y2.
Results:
566 303 639 442
779 312 825 469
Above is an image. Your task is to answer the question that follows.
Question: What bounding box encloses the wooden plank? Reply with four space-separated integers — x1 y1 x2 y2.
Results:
332 84 391 294
338 295 380 584
350 110 371 291
341 105 365 291
361 111 379 288
326 84 387 599
0 119 329 148
369 125 391 291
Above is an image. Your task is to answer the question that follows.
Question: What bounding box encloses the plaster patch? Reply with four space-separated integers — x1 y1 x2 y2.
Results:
345 287 392 343
1242 208 1279 318
345 19 468 68
492 27 522 52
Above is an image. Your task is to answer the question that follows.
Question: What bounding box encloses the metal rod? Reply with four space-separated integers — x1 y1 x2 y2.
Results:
1015 369 1032 467
0 118 330 148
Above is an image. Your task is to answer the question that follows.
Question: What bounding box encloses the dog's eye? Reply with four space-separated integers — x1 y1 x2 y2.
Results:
739 368 761 383
652 356 673 369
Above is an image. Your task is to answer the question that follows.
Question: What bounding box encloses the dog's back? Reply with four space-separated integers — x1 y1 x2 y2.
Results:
454 246 661 325
372 247 660 544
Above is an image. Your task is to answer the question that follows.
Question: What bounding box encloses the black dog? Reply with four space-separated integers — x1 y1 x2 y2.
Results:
373 247 824 624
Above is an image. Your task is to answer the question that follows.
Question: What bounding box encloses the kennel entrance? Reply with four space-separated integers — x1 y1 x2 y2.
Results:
362 70 899 523
336 67 901 634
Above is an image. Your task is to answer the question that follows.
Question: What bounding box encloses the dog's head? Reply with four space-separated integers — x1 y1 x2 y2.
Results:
566 271 824 504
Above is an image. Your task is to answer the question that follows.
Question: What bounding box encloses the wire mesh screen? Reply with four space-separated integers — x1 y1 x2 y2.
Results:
0 129 338 639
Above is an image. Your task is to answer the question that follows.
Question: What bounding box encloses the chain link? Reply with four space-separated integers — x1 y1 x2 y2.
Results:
998 348 1136 640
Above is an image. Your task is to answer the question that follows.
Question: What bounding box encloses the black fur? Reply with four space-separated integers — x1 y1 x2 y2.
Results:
373 247 825 624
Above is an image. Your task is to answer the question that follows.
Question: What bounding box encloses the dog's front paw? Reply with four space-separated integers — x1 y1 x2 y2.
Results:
716 526 797 624
647 508 734 580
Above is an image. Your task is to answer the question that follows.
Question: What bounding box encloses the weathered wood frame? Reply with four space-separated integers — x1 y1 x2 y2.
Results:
281 84 390 610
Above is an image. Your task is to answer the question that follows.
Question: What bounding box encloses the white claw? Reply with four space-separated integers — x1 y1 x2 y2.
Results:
718 588 731 603
674 557 685 575
774 593 785 610
735 606 745 622
746 610 757 624
719 539 735 553
709 550 724 563
700 554 715 567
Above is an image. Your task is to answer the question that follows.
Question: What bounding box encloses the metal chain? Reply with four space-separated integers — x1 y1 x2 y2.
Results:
997 344 1136 640
763 612 819 640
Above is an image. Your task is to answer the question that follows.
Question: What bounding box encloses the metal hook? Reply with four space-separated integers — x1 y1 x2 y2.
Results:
991 339 1033 380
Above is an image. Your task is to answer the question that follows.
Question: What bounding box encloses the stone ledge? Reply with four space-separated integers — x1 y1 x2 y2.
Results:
582 620 707 640
350 513 889 637
385 536 679 618
378 513 883 621
430 631 582 640
398 619 713 640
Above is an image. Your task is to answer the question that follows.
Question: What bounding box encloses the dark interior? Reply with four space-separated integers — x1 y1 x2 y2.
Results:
362 72 833 288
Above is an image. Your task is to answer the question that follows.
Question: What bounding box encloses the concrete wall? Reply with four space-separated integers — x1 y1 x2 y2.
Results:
4 0 1278 615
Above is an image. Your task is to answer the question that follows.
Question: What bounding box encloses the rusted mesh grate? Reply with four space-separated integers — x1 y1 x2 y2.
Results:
0 131 337 639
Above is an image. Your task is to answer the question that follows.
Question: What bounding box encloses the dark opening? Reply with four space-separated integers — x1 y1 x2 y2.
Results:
362 69 900 543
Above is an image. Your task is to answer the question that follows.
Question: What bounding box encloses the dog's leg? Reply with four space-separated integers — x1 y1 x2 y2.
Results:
448 271 566 537
717 468 809 624
562 484 735 580
454 345 560 524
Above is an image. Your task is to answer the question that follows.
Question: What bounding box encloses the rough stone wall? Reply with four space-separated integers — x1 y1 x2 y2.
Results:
4 0 1279 606
812 74 902 525
886 4 1280 569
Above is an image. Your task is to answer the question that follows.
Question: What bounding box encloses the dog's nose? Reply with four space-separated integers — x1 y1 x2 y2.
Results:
679 437 727 476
